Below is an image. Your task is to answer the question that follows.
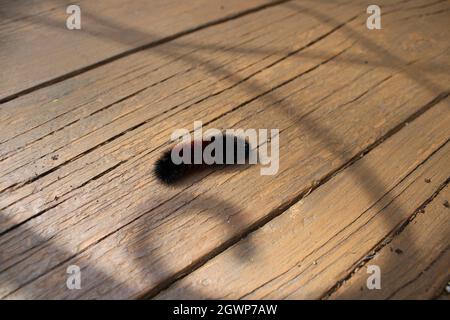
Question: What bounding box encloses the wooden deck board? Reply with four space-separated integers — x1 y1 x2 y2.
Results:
329 183 450 300
156 99 450 299
0 0 281 102
0 0 368 233
0 0 449 299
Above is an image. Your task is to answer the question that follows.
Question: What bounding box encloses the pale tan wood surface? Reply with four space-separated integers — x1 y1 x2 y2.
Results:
156 99 450 299
329 184 450 300
0 0 449 299
0 0 372 233
0 0 281 101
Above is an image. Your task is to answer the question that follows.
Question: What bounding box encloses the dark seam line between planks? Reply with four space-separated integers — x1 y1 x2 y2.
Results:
0 0 292 105
1 11 357 177
327 137 450 261
0 22 276 149
2 28 448 276
0 172 203 276
0 3 422 137
1 122 268 278
267 65 402 141
1 0 446 290
0 39 288 199
0 172 209 295
264 137 450 300
2 67 448 299
0 66 186 151
276 134 450 284
0 15 358 208
0 52 446 280
0 160 126 239
320 176 450 299
0 0 446 297
0 13 355 190
284 167 450 300
138 92 450 299
198 20 359 128
237 105 450 299
386 244 449 299
15 0 434 198
0 37 354 240
2 0 440 138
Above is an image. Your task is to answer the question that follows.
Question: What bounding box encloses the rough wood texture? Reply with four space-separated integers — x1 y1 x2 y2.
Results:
329 184 450 300
0 0 449 299
156 100 450 299
0 0 281 101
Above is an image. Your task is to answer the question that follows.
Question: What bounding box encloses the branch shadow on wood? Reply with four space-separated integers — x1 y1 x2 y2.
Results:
81 0 449 299
1 0 449 299
132 190 257 299
0 213 133 299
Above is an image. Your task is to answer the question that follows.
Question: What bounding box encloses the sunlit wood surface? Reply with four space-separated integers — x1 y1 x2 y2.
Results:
0 0 449 299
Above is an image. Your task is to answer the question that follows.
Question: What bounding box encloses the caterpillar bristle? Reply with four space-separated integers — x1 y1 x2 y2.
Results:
154 150 188 185
153 134 251 185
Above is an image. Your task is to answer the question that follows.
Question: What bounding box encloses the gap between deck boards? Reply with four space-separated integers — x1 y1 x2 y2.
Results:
1 0 449 299
0 0 291 104
146 96 450 299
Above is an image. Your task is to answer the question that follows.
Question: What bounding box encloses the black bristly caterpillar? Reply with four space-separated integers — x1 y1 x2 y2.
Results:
154 134 250 185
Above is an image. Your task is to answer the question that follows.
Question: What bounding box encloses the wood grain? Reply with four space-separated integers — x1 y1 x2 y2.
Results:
156 99 450 299
0 0 370 231
0 0 449 299
0 0 282 101
329 184 450 299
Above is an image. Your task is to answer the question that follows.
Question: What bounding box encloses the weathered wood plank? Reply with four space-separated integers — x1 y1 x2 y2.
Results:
0 0 284 101
1 0 448 232
0 0 379 233
156 99 450 299
328 183 450 299
2 0 448 165
0 0 449 299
